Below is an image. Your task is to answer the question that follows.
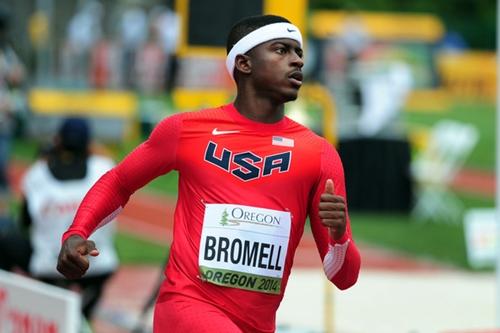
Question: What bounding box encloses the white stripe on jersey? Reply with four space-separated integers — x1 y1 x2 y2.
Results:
97 206 123 229
323 240 350 280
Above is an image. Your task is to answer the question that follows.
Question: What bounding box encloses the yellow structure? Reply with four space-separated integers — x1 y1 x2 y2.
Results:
28 89 137 118
290 83 337 145
264 0 308 38
28 89 139 142
310 10 445 42
172 88 233 111
437 51 496 102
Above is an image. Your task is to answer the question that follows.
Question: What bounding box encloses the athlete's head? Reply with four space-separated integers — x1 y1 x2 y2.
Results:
226 15 304 102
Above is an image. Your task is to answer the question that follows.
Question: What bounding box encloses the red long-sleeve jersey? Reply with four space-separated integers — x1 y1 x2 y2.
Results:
63 104 361 332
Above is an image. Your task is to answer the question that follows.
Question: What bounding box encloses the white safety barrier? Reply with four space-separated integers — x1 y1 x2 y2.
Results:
0 269 81 333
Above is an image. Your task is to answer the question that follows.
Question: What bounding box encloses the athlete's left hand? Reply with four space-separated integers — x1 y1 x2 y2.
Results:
319 179 346 240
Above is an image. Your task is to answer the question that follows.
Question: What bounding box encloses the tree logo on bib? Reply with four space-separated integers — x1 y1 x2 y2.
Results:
220 209 229 226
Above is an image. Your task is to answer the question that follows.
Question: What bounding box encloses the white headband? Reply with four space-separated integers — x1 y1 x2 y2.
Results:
226 22 303 79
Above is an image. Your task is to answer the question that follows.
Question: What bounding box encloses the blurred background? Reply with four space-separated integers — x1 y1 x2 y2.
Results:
0 0 496 332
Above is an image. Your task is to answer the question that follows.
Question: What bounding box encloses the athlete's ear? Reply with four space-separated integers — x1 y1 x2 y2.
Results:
234 54 252 76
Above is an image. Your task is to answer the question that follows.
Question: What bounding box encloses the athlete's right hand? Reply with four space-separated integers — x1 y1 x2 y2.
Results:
57 235 99 280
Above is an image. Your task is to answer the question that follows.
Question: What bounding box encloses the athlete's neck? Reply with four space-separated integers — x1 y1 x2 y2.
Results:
233 96 285 124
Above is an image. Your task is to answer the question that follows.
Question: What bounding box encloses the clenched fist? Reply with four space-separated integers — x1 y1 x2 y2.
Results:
57 235 99 280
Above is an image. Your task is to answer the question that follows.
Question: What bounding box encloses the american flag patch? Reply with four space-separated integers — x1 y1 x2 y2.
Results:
272 136 294 147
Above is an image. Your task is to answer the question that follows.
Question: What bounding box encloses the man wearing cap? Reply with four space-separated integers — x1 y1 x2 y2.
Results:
57 15 360 332
20 117 119 323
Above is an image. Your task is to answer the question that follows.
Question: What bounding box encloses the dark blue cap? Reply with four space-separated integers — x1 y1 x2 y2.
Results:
58 117 90 151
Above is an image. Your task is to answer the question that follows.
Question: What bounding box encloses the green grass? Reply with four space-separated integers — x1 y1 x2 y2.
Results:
12 137 39 162
115 232 169 264
351 213 468 267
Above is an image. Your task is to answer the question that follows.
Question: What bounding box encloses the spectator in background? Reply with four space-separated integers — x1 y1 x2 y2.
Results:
0 5 25 194
60 0 104 86
150 4 180 93
356 43 413 137
134 23 166 94
324 12 371 140
119 4 148 89
89 31 122 89
19 117 119 324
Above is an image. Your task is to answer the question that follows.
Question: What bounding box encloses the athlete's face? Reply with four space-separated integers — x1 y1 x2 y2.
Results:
247 38 304 102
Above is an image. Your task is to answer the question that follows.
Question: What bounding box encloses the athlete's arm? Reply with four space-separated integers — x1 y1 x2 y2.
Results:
61 113 183 242
308 140 361 290
58 114 183 279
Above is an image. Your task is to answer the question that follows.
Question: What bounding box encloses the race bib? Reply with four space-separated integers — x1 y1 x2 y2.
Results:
199 204 291 294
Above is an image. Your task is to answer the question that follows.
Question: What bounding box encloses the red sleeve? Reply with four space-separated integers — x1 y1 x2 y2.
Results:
308 139 361 290
62 113 183 242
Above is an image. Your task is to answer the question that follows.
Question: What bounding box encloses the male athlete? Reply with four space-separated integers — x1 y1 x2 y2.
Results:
57 15 361 332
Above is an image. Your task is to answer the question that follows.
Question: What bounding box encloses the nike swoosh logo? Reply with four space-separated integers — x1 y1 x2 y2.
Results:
212 128 240 135
287 28 296 32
